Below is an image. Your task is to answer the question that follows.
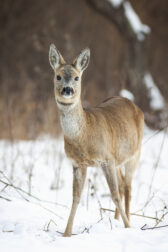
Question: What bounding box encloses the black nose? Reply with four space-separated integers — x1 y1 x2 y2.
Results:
61 87 74 96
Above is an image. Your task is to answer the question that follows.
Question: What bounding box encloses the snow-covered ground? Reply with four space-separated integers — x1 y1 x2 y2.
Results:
0 127 168 252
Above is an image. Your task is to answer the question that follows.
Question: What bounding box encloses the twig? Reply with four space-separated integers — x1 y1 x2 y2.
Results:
0 178 29 202
28 164 33 196
0 177 67 208
81 217 103 234
141 223 168 230
2 230 13 233
44 219 57 232
143 125 168 145
55 230 77 236
0 195 12 201
0 184 9 192
91 179 102 209
109 217 112 230
134 194 155 214
154 211 168 228
0 179 65 220
54 152 63 192
57 219 103 236
147 127 167 201
100 207 159 221
30 200 63 219
86 178 91 210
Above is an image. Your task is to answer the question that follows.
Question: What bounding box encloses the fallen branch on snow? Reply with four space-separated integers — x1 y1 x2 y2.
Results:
100 207 160 221
0 195 11 201
141 223 168 230
0 170 67 208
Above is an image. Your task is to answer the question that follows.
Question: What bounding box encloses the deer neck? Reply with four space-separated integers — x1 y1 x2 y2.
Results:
59 100 86 140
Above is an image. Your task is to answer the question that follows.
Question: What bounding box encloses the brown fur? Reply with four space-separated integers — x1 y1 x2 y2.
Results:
49 45 144 236
65 97 144 167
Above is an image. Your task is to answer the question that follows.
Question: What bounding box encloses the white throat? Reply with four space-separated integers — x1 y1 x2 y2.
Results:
59 101 85 139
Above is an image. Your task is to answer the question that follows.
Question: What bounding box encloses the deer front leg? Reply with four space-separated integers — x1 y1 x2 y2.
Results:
63 165 87 237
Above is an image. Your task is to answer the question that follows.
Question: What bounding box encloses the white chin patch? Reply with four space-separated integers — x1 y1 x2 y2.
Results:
62 94 73 99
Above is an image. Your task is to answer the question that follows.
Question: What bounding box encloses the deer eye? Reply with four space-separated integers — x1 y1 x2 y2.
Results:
74 76 79 81
57 75 61 80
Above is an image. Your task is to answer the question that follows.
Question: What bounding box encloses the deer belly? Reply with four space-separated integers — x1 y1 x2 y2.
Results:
65 141 111 167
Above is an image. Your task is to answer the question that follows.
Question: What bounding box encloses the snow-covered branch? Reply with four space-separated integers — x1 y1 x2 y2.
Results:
123 1 150 41
106 0 151 41
144 73 165 110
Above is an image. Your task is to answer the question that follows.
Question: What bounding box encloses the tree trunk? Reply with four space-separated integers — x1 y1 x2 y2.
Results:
87 0 167 129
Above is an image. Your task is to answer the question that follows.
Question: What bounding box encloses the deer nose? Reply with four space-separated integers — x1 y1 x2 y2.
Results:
61 87 74 96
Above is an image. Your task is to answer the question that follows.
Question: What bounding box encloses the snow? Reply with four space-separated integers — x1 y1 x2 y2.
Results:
108 0 151 40
0 129 168 251
144 73 165 110
120 89 134 101
108 0 123 8
123 1 150 40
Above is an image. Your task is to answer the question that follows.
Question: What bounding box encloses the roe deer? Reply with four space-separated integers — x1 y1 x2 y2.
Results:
49 44 144 237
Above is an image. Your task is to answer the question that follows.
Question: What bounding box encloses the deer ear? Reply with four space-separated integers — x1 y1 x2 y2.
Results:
73 48 90 72
49 44 65 70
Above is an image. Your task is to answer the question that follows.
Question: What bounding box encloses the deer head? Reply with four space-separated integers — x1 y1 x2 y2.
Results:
49 44 90 108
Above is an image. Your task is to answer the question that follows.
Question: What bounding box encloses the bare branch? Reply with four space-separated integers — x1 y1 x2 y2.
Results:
154 211 168 228
141 224 168 230
100 207 159 221
81 218 103 234
0 195 11 201
0 174 67 208
44 219 57 232
147 127 168 201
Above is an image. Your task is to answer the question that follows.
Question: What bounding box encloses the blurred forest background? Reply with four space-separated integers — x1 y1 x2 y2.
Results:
0 0 168 139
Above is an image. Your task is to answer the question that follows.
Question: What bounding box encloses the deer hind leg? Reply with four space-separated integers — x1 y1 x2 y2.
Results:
63 165 87 237
125 151 140 221
114 168 124 220
102 162 130 228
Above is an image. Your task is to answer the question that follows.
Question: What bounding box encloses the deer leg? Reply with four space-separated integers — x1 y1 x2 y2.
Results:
125 151 140 221
63 165 87 237
102 162 130 228
114 192 123 220
114 168 124 220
